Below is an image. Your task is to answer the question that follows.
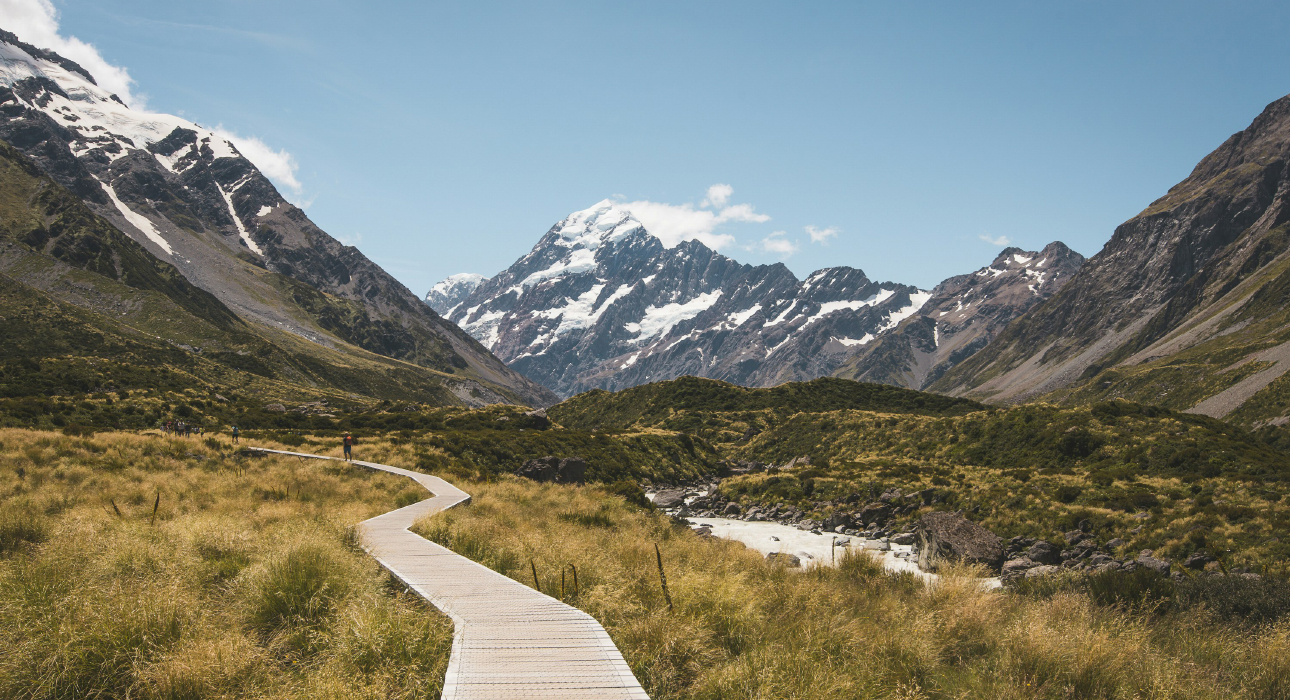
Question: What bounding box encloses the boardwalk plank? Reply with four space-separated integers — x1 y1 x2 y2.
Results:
248 448 648 699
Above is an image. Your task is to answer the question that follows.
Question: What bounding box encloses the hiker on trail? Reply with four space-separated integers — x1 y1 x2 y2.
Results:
231 425 240 444
343 433 353 461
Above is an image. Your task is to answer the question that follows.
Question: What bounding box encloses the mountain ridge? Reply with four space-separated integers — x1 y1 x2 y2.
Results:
436 200 933 397
0 28 556 408
933 93 1290 427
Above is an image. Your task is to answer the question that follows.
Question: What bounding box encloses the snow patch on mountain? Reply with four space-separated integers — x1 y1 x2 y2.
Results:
426 273 486 315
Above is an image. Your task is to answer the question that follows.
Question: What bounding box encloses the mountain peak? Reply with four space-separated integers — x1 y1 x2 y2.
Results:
550 199 646 250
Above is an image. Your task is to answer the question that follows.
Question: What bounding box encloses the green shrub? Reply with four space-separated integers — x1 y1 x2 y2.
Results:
1175 574 1290 625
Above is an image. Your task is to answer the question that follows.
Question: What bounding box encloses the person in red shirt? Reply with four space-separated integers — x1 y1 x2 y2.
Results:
343 433 353 461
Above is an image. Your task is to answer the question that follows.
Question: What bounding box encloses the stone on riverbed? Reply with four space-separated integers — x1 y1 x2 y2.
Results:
652 489 688 509
915 511 1005 573
767 552 801 567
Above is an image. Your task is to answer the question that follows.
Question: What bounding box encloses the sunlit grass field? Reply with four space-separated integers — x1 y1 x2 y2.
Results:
2 428 1288 699
0 429 451 699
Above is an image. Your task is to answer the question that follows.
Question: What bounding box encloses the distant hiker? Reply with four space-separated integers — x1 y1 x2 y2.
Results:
232 426 240 444
343 433 353 461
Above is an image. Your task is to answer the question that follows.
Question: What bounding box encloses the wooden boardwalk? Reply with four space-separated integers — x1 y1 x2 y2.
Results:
249 448 649 700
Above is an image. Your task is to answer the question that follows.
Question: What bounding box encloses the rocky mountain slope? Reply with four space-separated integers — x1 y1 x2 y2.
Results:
0 28 554 407
435 200 931 397
833 243 1084 390
934 93 1290 427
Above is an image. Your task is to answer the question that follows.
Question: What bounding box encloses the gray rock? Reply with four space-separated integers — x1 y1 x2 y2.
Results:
651 488 687 509
1136 552 1172 575
1105 538 1125 550
1001 557 1037 583
722 502 742 516
767 552 801 567
1184 552 1215 570
797 519 819 531
1025 565 1062 579
916 511 1005 573
1027 540 1061 565
891 532 916 546
263 403 286 412
862 540 891 551
834 525 847 534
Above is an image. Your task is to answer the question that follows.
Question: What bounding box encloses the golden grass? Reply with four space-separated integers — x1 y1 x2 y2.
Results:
4 428 1289 699
0 429 451 699
418 477 1290 700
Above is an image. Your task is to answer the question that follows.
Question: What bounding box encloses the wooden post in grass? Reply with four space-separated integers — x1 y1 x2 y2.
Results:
150 492 160 526
531 559 541 593
570 564 579 598
832 536 836 565
654 543 673 611
110 499 122 517
561 568 566 600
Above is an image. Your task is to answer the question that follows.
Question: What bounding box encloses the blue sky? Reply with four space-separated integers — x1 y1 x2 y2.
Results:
18 1 1290 292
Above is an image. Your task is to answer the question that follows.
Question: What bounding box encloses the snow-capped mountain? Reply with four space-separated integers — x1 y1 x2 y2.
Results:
427 273 486 316
833 242 1084 389
0 28 555 407
434 200 931 397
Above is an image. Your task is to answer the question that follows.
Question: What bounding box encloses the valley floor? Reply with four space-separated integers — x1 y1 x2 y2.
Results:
3 428 1287 699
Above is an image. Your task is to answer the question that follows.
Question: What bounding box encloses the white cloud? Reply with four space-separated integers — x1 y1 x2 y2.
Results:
979 233 1012 246
0 0 140 107
757 231 799 258
806 225 838 244
701 183 733 208
213 127 304 197
621 184 770 251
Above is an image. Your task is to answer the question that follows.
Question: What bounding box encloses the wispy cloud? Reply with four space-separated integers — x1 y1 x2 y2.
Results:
213 126 304 198
701 183 733 208
119 16 312 52
620 184 770 251
0 0 140 106
979 233 1012 246
806 225 838 244
756 231 800 258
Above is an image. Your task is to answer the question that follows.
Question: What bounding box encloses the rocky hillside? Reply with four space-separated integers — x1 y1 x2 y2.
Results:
833 243 1084 390
934 93 1290 427
436 200 931 397
0 28 554 407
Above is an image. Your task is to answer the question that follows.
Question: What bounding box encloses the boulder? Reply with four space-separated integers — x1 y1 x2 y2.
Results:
556 457 588 484
1136 551 1172 575
523 408 552 428
1183 552 1215 570
915 511 1005 573
263 403 286 412
767 552 801 567
890 532 916 546
797 519 819 531
652 489 688 509
1025 565 1062 579
1026 540 1061 565
516 456 587 484
862 540 890 551
858 503 892 527
878 488 904 503
1001 558 1037 584
722 502 742 516
516 456 559 482
1104 538 1125 550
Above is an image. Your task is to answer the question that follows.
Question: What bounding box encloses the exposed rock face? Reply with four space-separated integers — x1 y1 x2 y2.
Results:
0 29 555 408
915 511 1005 572
515 456 588 484
934 93 1290 425
651 489 688 508
436 200 930 397
834 243 1084 390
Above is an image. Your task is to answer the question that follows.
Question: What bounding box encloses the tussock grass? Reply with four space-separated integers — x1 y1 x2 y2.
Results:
417 476 1290 699
0 428 452 699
